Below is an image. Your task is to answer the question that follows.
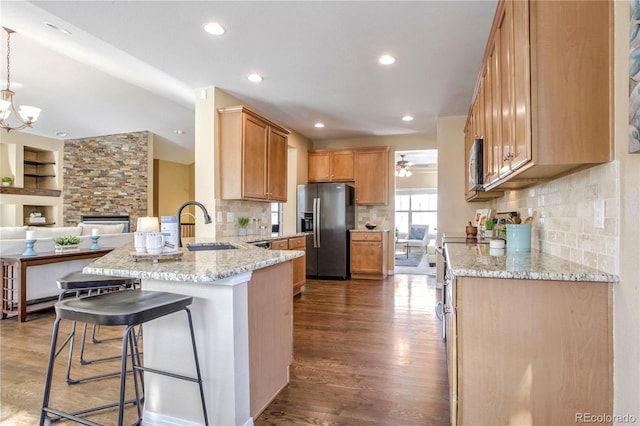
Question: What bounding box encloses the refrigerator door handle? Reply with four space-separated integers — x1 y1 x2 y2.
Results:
316 197 321 248
312 198 318 248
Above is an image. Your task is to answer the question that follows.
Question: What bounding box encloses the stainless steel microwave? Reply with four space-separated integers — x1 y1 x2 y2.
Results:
468 137 483 191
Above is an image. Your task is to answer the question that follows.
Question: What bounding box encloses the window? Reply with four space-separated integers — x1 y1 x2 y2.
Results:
271 203 281 233
395 190 437 237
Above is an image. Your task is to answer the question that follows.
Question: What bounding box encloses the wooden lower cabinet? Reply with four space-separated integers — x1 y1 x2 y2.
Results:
350 231 388 280
447 276 612 425
248 261 293 418
288 236 306 295
270 236 306 295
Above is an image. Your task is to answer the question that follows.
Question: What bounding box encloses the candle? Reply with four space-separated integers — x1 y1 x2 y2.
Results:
91 228 99 237
26 230 35 241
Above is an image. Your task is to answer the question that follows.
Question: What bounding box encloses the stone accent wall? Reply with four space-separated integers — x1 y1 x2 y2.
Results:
63 132 150 229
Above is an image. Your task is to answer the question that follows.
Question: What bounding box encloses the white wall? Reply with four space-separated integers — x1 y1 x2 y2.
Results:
436 116 478 281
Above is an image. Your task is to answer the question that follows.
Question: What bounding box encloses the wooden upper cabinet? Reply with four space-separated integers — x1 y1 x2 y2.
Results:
308 152 331 181
218 106 290 202
308 150 354 182
268 127 288 202
467 0 611 193
242 114 269 199
354 147 388 205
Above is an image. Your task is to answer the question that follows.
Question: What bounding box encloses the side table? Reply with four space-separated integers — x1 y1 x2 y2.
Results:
1 248 112 322
395 239 409 259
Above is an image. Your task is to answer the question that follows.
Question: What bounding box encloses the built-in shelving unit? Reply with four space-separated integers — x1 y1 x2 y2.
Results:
0 137 64 227
23 147 58 191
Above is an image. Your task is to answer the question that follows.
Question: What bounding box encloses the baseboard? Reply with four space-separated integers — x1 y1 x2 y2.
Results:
143 410 254 426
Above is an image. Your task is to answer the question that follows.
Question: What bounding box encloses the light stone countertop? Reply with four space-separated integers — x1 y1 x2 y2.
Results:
349 229 390 233
445 243 619 283
83 239 304 282
222 232 310 244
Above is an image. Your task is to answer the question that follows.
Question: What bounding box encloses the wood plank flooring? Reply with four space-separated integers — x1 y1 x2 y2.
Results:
0 274 449 425
255 274 449 425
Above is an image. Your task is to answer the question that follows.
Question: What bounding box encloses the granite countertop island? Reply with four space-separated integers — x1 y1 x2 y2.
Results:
84 239 303 281
83 239 304 426
444 242 619 283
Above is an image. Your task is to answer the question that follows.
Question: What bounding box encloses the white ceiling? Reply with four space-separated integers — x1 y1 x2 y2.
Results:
0 0 497 164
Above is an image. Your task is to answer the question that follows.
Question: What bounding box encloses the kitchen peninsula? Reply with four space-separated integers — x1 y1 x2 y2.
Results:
443 243 618 426
84 240 304 426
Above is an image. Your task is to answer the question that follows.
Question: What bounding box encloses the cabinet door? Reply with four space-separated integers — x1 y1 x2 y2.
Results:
350 241 382 274
289 236 306 295
330 150 354 181
445 276 458 426
510 0 531 171
308 152 330 182
354 148 388 205
489 37 503 184
498 0 515 179
483 62 497 185
267 127 288 201
242 113 268 200
464 118 473 199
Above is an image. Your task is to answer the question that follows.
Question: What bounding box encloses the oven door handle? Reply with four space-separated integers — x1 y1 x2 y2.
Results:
435 301 444 320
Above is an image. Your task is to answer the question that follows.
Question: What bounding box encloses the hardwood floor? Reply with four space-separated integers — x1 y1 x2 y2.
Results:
0 274 449 425
255 274 449 425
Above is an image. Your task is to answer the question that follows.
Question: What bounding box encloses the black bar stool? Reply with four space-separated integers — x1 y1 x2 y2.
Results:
56 272 138 385
40 289 209 426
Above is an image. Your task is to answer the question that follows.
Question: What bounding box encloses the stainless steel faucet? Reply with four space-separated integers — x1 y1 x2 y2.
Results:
176 201 213 247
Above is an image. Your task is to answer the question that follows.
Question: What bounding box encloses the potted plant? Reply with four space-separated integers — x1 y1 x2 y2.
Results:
237 217 250 236
53 235 81 253
2 176 12 187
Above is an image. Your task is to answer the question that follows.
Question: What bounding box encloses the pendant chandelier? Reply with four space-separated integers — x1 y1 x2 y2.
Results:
0 27 41 132
395 154 413 177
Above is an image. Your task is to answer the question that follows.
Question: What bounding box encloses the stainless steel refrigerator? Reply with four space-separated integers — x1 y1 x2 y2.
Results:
297 183 355 279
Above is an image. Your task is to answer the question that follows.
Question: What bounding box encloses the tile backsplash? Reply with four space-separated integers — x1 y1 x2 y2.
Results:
488 161 619 273
215 200 271 238
356 205 393 231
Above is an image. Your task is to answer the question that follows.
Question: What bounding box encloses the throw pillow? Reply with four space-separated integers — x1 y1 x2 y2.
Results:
79 223 125 235
0 226 28 240
409 227 425 241
33 226 83 239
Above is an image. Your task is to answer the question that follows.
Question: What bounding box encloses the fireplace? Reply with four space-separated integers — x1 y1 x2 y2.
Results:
80 215 130 233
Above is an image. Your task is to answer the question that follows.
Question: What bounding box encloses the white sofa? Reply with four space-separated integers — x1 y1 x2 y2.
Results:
0 224 133 301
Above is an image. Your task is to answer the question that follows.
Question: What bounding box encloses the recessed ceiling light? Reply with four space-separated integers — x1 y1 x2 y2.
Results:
379 55 396 65
44 22 71 35
55 131 68 137
204 22 225 35
402 115 414 121
314 123 325 128
247 73 263 83
174 130 185 135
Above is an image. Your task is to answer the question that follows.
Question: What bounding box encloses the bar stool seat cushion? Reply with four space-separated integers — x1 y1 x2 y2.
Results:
55 289 193 326
57 271 135 290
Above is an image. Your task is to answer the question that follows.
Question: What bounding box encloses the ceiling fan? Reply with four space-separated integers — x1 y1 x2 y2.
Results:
395 154 414 177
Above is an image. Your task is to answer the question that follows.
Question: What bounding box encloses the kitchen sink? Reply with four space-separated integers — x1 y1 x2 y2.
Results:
185 242 240 251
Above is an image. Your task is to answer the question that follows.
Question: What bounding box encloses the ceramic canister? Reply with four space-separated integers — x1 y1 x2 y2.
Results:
506 224 532 252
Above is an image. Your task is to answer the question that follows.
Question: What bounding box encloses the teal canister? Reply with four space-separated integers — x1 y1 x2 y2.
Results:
506 224 531 252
